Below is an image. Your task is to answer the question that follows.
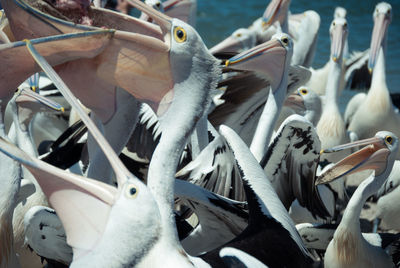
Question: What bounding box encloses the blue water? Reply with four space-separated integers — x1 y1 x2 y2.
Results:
196 0 400 93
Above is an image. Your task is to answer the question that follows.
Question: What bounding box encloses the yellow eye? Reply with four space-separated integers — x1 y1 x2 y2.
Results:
300 88 308 95
174 26 187 43
236 33 242 38
281 36 289 46
126 184 139 199
385 136 393 145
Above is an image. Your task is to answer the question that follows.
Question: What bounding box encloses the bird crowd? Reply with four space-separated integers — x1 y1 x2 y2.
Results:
0 0 399 267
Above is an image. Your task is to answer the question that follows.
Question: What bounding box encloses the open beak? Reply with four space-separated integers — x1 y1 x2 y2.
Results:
284 92 305 112
316 137 389 185
262 0 283 28
225 38 287 90
209 36 244 54
16 88 64 113
331 23 346 62
368 12 390 72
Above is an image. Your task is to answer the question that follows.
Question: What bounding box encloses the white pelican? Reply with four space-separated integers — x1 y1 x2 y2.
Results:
316 17 350 164
346 3 400 159
316 132 399 268
283 87 322 126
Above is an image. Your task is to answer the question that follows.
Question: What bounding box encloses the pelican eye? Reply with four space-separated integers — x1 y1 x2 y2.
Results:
332 22 336 26
126 184 139 198
174 26 187 43
344 22 347 27
281 36 289 46
385 136 393 145
236 33 242 38
300 88 308 95
156 2 161 8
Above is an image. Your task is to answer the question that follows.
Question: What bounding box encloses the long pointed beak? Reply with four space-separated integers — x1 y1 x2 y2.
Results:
262 0 283 28
127 0 172 35
322 137 382 153
225 38 287 89
16 88 64 112
368 13 390 72
331 24 346 62
209 36 244 54
316 137 388 185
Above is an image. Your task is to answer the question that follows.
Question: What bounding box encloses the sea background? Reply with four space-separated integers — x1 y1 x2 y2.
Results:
194 0 400 111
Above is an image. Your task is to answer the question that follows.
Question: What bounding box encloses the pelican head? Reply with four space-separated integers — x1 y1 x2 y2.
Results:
125 0 220 117
209 28 257 54
317 131 398 185
225 33 293 90
368 2 392 72
330 17 348 62
284 87 321 125
334 7 347 19
262 0 291 29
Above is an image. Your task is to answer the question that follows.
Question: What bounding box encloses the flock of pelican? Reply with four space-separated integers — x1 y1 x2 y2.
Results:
0 0 399 267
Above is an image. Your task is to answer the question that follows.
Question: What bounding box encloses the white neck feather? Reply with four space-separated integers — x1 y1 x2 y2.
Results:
250 71 288 162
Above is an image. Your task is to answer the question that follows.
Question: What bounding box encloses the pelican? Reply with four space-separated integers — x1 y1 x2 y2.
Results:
316 17 350 164
346 3 400 160
283 87 322 126
316 132 399 268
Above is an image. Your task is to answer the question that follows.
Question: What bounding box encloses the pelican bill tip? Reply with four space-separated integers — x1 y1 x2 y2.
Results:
225 60 231 67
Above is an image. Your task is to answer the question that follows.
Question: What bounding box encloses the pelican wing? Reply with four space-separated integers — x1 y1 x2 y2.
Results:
260 115 330 219
175 179 248 255
209 66 310 146
219 247 269 268
176 135 245 201
344 49 372 90
24 206 72 265
126 103 162 161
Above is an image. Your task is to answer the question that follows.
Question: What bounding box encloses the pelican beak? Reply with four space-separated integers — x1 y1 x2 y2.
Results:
330 22 347 62
209 36 244 54
225 38 287 90
368 12 390 72
127 0 172 36
316 137 389 185
284 92 305 112
16 88 64 113
262 0 283 28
